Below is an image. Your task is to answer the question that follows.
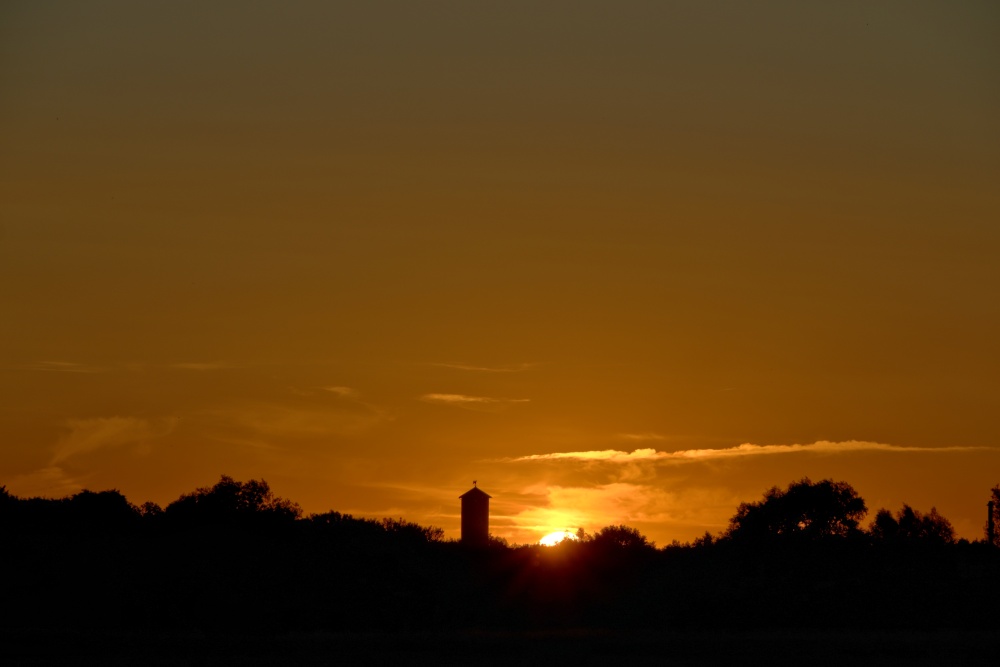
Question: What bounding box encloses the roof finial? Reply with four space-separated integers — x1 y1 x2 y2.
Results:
473 480 477 487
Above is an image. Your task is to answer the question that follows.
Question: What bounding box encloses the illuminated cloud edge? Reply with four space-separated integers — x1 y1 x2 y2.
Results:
420 393 530 409
510 441 987 463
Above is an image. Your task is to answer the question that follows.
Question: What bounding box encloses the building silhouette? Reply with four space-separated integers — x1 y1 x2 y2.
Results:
460 482 491 546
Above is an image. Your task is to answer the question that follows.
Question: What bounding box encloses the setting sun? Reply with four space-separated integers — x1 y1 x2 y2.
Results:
539 531 579 547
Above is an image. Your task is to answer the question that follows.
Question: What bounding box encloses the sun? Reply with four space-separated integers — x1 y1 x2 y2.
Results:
539 530 579 547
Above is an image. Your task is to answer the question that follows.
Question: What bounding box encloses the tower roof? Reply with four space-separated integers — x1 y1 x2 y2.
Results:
460 485 491 499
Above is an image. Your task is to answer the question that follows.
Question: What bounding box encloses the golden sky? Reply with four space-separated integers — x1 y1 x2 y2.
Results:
2 1 999 545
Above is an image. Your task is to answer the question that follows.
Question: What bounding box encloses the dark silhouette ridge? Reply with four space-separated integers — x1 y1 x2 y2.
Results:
1 475 999 644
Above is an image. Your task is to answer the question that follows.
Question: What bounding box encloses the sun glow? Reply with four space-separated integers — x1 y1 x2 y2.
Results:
539 531 579 547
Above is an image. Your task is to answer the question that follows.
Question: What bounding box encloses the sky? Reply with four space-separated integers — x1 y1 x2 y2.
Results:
2 1 999 545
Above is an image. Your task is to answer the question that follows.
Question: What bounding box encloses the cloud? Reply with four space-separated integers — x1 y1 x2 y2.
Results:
500 483 739 545
514 448 663 462
430 362 536 373
506 483 666 532
204 435 280 451
323 386 358 398
510 441 986 464
420 393 531 412
216 401 391 440
618 433 667 442
4 466 84 499
492 441 1000 545
28 361 105 373
52 417 177 464
170 362 235 371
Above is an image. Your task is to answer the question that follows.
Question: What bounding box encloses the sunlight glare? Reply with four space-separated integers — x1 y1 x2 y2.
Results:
539 530 579 547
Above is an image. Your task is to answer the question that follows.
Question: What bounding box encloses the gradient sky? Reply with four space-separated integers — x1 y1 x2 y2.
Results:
3 1 999 544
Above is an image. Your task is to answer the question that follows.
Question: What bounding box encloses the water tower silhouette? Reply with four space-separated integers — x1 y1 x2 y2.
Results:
460 481 491 546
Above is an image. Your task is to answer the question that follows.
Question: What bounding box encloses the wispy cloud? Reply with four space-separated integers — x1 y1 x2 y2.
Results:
500 483 737 545
420 393 530 412
429 362 536 373
22 361 241 373
205 434 280 451
510 441 986 464
617 433 667 442
4 466 84 499
28 361 105 373
52 417 177 463
513 448 664 462
170 361 235 371
214 401 392 440
323 386 358 398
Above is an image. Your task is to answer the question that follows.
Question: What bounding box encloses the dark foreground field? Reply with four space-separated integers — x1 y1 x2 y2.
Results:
4 629 998 667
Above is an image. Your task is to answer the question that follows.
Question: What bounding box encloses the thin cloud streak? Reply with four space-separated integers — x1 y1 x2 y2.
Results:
215 402 391 439
428 362 537 373
510 441 987 464
5 466 84 499
323 386 359 398
170 362 237 371
206 434 281 451
617 433 667 442
420 393 530 411
52 417 177 464
28 361 105 374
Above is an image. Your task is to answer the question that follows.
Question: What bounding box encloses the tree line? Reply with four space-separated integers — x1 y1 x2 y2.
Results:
2 476 999 633
2 475 989 546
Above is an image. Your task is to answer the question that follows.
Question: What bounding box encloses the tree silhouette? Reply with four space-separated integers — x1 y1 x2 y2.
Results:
0 484 12 511
66 489 140 535
0 485 14 533
726 478 867 541
379 517 444 543
138 501 163 518
164 475 301 527
592 524 653 549
869 504 955 544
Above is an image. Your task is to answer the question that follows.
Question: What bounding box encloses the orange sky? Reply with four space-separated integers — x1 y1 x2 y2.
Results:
2 1 999 545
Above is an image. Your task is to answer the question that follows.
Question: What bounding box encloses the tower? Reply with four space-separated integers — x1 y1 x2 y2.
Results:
460 481 491 546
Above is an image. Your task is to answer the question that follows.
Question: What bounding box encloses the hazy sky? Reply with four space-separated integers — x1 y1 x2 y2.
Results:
3 1 999 544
